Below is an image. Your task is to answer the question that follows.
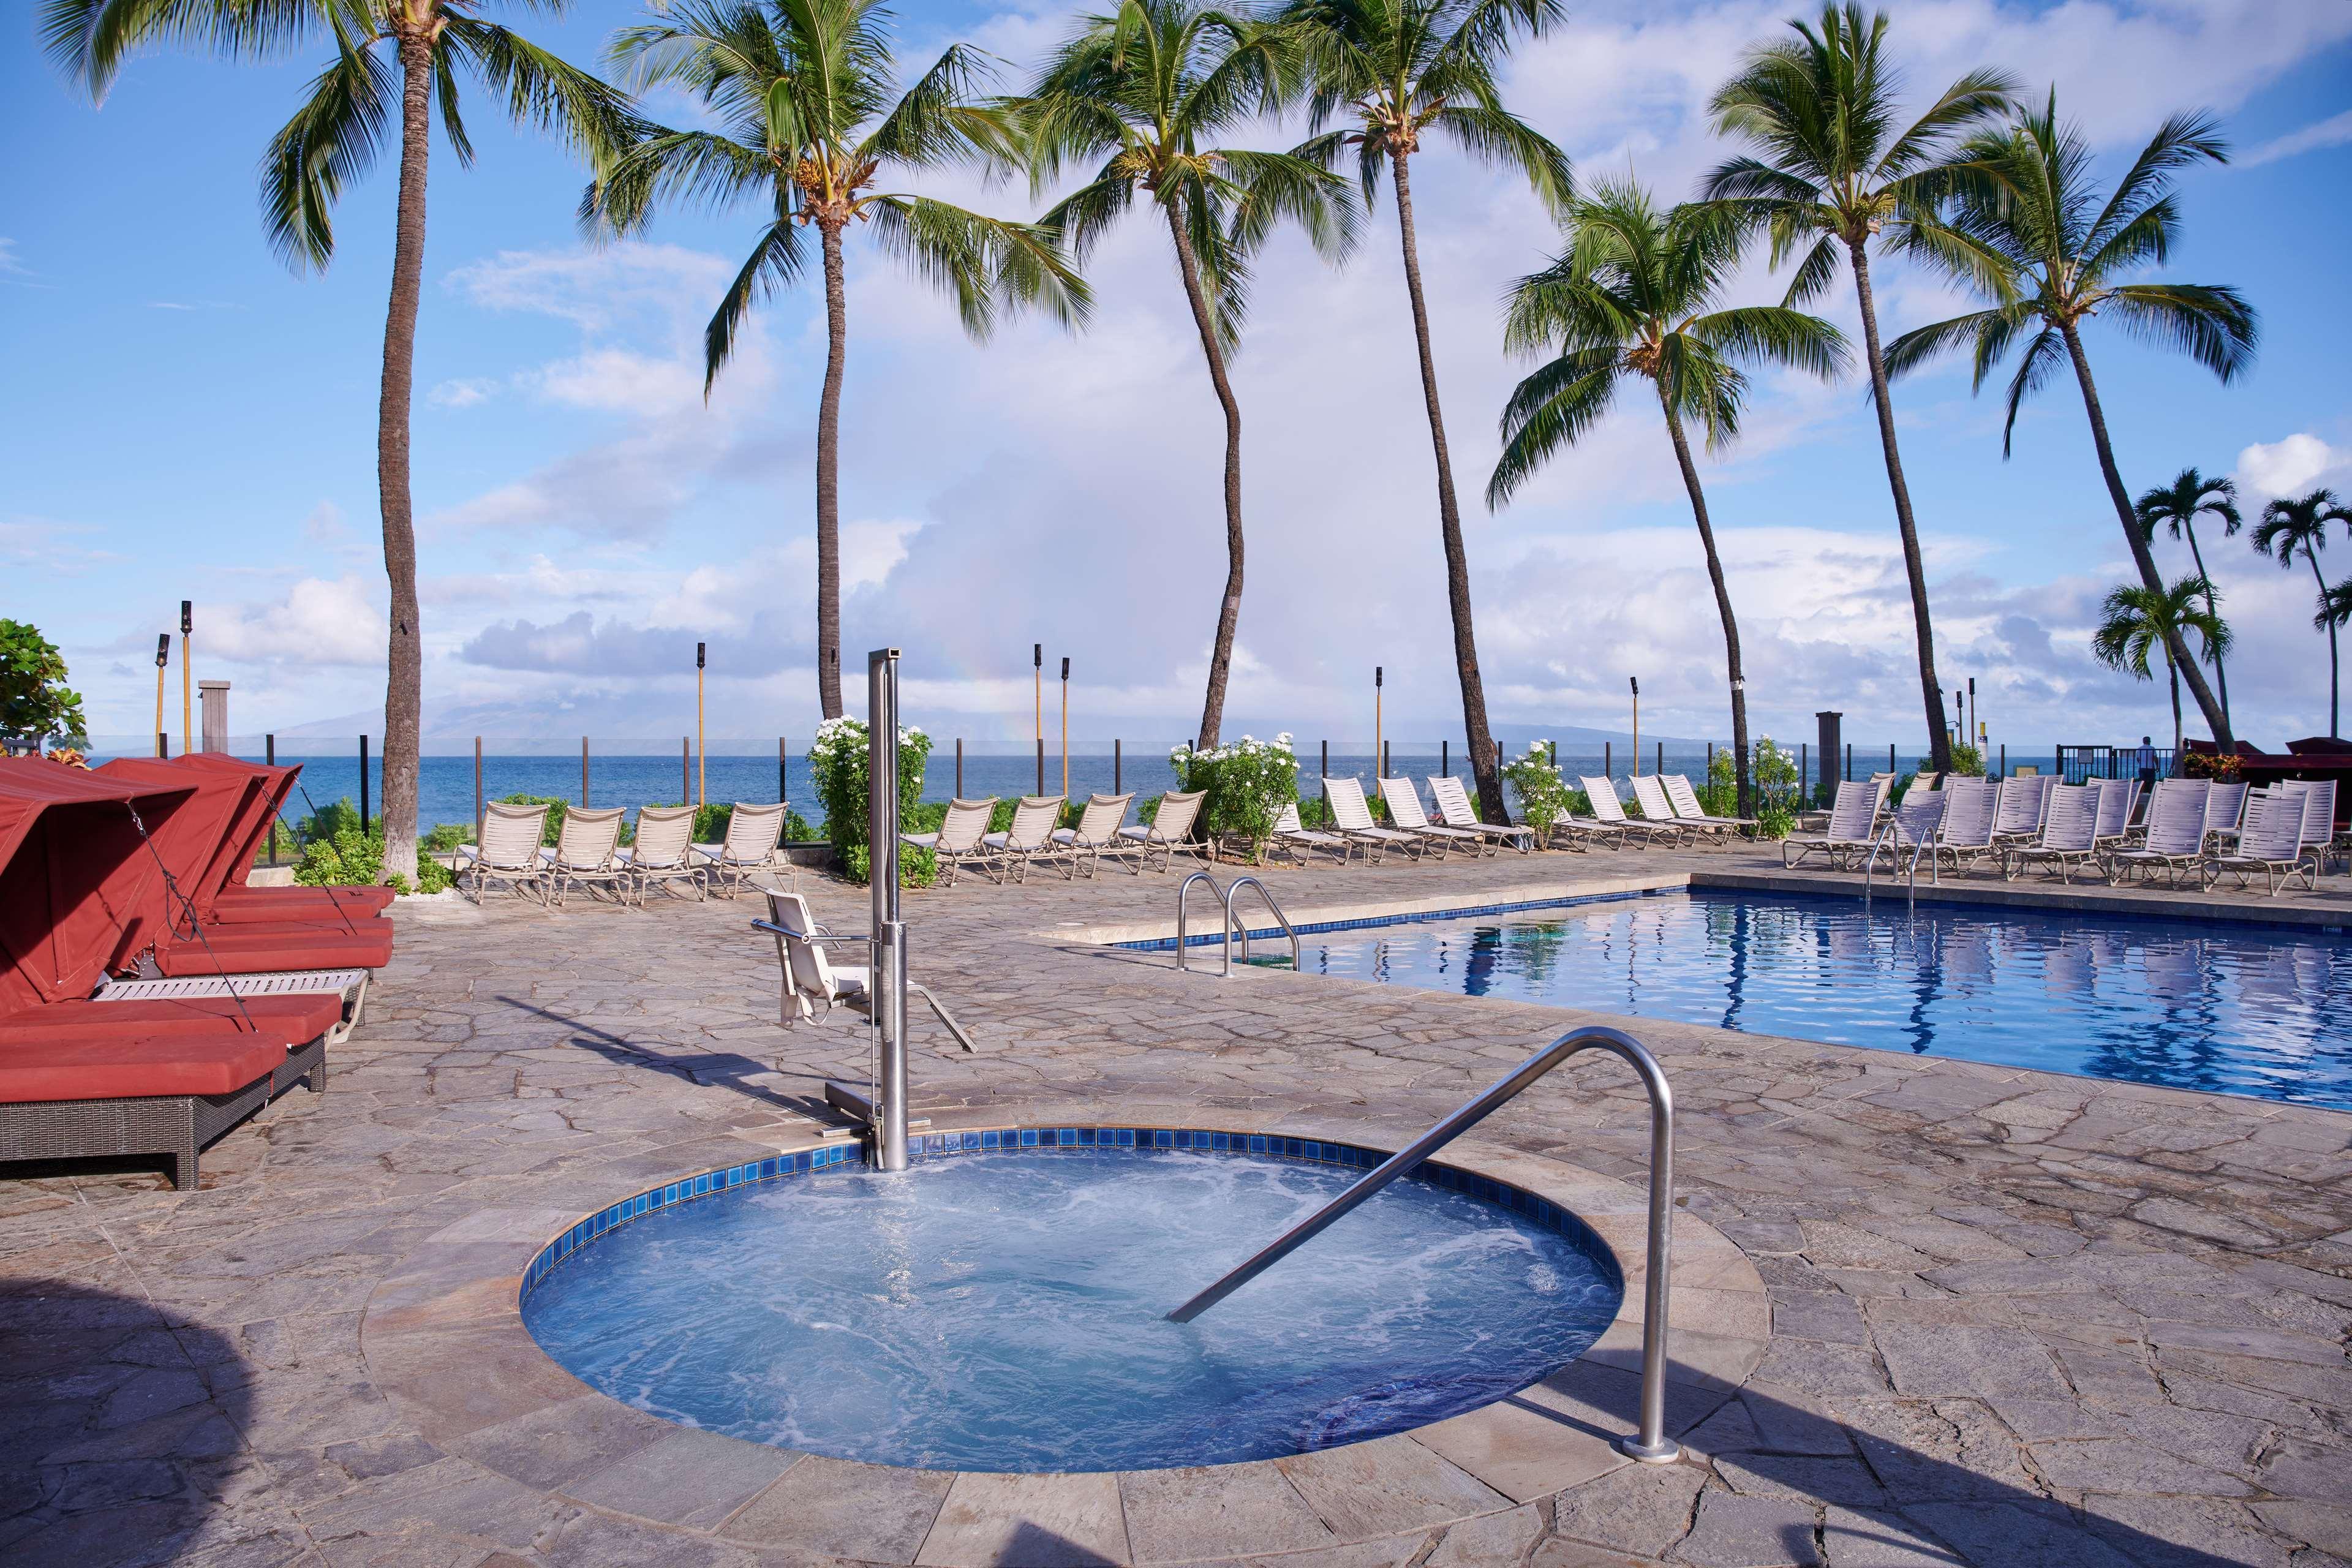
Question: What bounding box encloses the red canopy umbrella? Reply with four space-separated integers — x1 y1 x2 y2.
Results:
169 755 393 915
96 757 251 952
0 759 195 1017
176 753 296 894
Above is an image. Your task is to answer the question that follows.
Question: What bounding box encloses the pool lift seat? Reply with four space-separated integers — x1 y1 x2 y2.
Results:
752 886 979 1052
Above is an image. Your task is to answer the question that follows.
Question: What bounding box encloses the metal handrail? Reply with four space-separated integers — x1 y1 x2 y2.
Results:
1174 872 1302 977
1164 1024 1682 1465
1222 875 1299 974
1863 800 1941 905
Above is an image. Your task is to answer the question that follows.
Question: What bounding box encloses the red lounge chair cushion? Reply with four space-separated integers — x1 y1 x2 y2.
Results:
0 1034 287 1104
0 994 341 1043
208 899 386 927
217 886 394 913
154 933 391 976
166 918 382 941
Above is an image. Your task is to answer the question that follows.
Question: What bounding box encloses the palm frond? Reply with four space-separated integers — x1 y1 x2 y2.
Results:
2101 282 2258 385
582 127 772 235
259 20 391 271
865 193 1092 337
861 43 1008 168
1488 349 1621 507
1996 325 2065 458
1688 304 1849 379
1425 103 1571 216
702 219 803 392
2082 108 2227 260
1220 147 1359 266
442 18 638 170
43 0 330 99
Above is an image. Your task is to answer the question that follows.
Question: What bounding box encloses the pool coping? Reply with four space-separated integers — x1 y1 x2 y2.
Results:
357 1106 1766 1567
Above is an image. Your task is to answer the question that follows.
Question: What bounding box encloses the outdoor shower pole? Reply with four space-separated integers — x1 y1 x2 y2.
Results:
154 635 169 756
179 601 193 757
869 648 910 1174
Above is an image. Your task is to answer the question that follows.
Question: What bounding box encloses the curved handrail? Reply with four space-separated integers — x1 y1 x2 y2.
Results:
1164 1024 1681 1465
1222 875 1299 975
1174 870 1222 973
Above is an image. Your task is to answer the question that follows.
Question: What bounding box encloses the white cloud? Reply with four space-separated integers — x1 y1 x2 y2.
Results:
0 238 27 277
197 576 388 668
301 501 351 547
2241 107 2352 167
430 377 500 409
2236 434 2349 499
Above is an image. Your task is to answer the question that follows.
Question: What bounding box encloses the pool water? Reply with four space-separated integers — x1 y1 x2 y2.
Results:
522 1149 1621 1472
1286 891 2352 1110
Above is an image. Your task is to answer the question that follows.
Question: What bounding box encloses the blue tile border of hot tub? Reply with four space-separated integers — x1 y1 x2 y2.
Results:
1112 885 1677 952
519 1126 1624 1304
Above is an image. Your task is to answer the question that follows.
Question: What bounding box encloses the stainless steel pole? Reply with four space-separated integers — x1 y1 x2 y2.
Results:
868 648 909 1173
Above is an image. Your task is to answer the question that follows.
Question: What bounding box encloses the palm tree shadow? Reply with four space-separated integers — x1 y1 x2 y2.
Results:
0 1280 251 1566
1517 1358 2250 1566
494 995 843 1125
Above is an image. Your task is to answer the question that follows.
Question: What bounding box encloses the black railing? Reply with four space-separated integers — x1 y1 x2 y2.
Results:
2058 744 2181 785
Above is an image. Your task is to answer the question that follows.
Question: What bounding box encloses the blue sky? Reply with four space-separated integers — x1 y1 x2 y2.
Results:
7 0 2351 753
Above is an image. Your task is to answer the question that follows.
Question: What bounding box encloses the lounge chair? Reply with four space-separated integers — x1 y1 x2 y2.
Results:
1661 773 1754 843
619 805 707 905
751 887 978 1049
2089 778 2141 851
91 968 373 1048
902 797 1003 887
455 801 551 906
1047 793 1134 880
1578 777 1673 847
2201 780 2247 848
2002 785 2101 883
1268 803 1353 867
1426 775 1536 854
1322 777 1422 864
693 803 792 896
2282 780 2340 875
2209 790 2317 895
1784 780 1878 869
1115 789 1206 873
541 805 627 907
2105 779 2212 889
1379 777 1485 858
1925 778 2000 876
1627 775 1705 847
983 796 1065 883
1989 777 2044 848
1866 793 1947 880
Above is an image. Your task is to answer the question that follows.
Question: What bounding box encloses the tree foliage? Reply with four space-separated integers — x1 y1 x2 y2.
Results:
0 620 89 749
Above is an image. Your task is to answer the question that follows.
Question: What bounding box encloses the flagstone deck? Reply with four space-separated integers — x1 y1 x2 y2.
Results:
4 845 2350 1568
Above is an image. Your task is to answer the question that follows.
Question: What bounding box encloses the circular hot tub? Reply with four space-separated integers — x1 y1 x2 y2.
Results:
520 1128 1622 1474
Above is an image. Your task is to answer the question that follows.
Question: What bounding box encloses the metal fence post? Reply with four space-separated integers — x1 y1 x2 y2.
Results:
779 736 788 806
956 737 964 798
1114 738 1122 794
682 737 690 805
581 736 590 807
266 733 277 865
474 737 483 847
1605 741 1612 780
1441 739 1449 777
359 734 370 829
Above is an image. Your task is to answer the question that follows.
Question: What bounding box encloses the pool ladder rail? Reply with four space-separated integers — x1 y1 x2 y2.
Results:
1174 871 1300 976
1164 1024 1684 1467
1863 793 1947 907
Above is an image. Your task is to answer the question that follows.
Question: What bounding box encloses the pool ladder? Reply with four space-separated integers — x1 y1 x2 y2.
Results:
1863 794 1947 908
1164 1025 1683 1466
1174 871 1300 976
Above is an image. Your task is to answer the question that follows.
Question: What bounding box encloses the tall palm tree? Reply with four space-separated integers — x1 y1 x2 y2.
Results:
2319 579 2352 736
1884 95 2256 748
1488 183 1849 818
2133 467 2240 724
1703 4 2016 775
588 0 1089 721
2252 489 2352 737
47 0 636 886
2091 575 2230 755
1280 0 1570 822
1023 0 1358 747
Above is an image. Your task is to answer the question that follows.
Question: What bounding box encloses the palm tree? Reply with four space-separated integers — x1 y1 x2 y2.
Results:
2133 467 2241 724
588 0 1089 721
1703 4 2016 775
47 0 635 886
1883 94 2256 748
2090 575 2230 755
1023 0 1358 747
1488 183 1849 818
1280 0 1570 823
2319 579 2352 736
2252 489 2352 736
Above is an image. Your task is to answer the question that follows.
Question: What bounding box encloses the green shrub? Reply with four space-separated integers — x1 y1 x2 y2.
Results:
1696 748 1740 818
810 717 933 885
293 818 451 895
1134 793 1163 826
1169 734 1298 862
1501 742 1577 831
1749 739 1801 839
1947 742 1985 778
420 822 471 852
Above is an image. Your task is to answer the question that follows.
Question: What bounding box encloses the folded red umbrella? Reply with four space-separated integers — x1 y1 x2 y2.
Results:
0 759 196 1014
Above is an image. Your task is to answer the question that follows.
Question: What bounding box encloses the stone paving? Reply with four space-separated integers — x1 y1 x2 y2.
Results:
4 844 2351 1568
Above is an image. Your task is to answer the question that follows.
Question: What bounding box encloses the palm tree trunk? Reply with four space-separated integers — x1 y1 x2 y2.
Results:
2183 522 2230 724
1390 152 1503 822
1164 200 1243 750
1659 396 1751 818
1847 241 1952 774
2058 322 2234 747
2314 549 2341 738
815 217 848 721
375 32 432 888
2168 654 2182 754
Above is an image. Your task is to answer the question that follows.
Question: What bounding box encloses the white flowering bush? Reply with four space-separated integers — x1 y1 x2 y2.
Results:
1499 741 1580 831
809 716 934 884
1170 733 1298 862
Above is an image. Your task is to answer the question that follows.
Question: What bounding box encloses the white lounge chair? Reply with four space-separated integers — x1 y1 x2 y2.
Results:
1989 777 2045 847
2089 778 2141 850
1323 777 1422 864
984 796 1065 883
2209 790 2317 895
1427 775 1536 854
1783 781 1877 870
1580 777 1677 847
2201 780 2248 848
2003 785 2101 883
620 805 707 904
1115 789 1206 873
538 805 627 907
1868 792 1948 880
2106 779 2211 889
1627 775 1703 847
1926 778 1999 876
902 797 1003 887
454 801 551 905
1269 802 1353 867
752 886 978 1049
1379 777 1485 858
1047 793 1134 879
1660 773 1752 845
693 802 792 897
2281 779 2339 875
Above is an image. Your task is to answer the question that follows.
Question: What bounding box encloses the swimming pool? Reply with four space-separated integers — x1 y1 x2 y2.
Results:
1282 891 2352 1111
522 1141 1621 1472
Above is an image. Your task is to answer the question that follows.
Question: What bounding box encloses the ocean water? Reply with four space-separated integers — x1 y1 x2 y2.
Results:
522 1148 1621 1472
